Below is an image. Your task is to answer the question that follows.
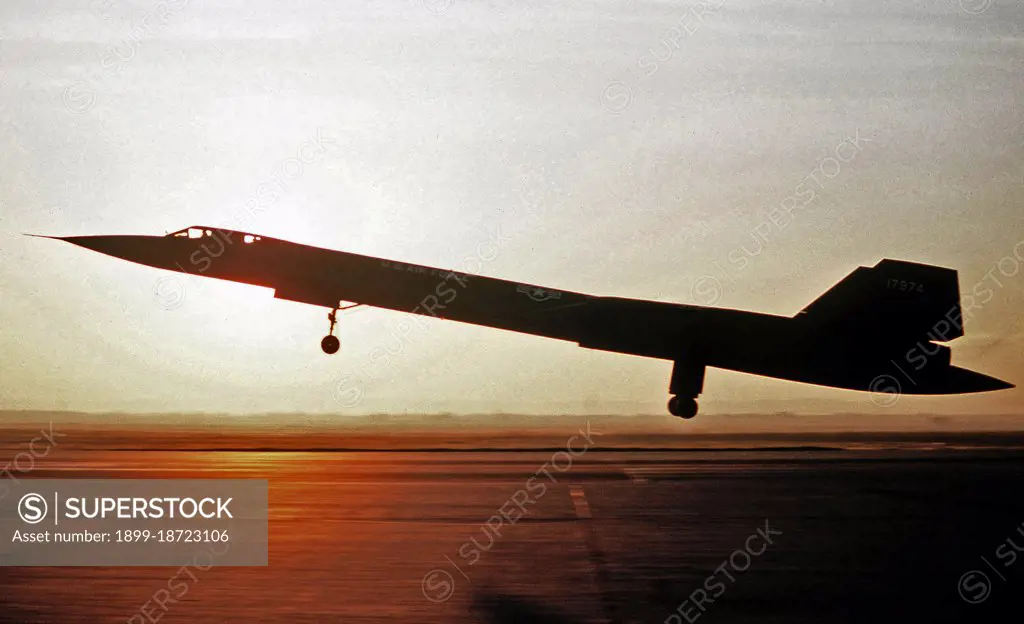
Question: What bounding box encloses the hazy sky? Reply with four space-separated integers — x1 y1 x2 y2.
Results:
1 0 1022 417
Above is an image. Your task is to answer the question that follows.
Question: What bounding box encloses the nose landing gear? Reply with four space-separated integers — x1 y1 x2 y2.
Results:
321 309 341 354
320 303 362 355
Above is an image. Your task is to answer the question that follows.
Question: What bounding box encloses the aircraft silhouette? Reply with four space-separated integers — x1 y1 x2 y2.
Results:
34 226 1013 418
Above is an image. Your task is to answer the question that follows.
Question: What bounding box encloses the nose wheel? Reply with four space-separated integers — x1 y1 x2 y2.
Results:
321 334 340 354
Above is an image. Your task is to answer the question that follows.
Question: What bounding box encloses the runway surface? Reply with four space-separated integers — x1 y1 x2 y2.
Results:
1 436 1023 623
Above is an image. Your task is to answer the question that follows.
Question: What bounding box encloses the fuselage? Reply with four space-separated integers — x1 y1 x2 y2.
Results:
45 227 1013 397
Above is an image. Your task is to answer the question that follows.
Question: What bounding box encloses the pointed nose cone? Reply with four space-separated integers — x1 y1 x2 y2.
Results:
60 235 132 255
28 234 174 270
946 366 1015 393
980 376 1015 391
35 234 138 256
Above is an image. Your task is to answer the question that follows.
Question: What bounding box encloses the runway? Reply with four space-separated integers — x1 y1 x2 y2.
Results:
1 436 1023 623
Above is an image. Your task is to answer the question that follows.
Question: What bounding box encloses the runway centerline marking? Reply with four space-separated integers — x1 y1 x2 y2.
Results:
570 484 592 519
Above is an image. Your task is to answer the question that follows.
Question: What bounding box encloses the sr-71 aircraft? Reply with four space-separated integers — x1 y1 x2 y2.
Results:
34 226 1012 418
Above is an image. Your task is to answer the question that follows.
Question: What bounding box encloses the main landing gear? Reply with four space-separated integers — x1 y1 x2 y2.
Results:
668 396 698 419
668 359 705 420
320 303 362 354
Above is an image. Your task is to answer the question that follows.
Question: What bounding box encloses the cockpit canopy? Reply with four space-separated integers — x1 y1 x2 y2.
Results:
166 226 263 244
